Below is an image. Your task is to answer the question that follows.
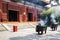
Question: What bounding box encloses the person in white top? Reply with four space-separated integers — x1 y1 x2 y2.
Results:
50 14 58 31
37 19 47 35
38 19 45 27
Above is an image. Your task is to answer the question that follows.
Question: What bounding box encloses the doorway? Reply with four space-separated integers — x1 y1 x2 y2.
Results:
8 10 18 21
27 13 33 21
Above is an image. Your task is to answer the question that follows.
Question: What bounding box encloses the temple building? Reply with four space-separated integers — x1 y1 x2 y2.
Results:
0 0 48 22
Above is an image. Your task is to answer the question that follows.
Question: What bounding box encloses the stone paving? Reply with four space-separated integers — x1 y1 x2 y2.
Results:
0 27 60 40
0 22 37 31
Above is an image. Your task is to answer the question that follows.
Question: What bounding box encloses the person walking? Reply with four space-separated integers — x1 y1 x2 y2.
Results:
50 13 58 31
36 18 47 35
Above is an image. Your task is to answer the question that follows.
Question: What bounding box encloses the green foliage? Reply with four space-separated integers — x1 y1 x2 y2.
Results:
43 7 56 15
38 6 60 24
43 7 60 18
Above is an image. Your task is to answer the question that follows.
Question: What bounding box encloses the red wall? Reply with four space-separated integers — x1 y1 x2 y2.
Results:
18 5 27 22
27 7 37 21
1 1 39 22
0 0 2 21
7 2 27 22
0 0 2 9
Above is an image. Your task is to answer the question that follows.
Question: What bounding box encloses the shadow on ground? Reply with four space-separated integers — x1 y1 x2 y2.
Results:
9 33 60 40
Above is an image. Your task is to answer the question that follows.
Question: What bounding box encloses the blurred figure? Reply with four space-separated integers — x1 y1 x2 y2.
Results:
36 18 47 35
50 18 58 31
50 13 58 31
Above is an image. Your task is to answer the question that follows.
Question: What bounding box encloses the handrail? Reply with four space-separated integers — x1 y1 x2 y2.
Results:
1 24 11 31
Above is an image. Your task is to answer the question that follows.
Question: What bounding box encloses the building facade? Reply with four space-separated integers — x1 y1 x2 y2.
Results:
0 0 44 22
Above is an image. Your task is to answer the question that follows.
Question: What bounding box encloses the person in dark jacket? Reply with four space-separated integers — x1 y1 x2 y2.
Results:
50 18 58 31
50 13 58 31
36 19 47 35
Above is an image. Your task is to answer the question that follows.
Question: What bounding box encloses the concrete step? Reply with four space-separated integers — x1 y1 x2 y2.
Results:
0 22 37 31
0 24 6 31
6 22 37 30
6 23 37 29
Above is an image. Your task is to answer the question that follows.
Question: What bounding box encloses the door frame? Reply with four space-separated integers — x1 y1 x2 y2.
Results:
27 13 33 21
8 10 19 22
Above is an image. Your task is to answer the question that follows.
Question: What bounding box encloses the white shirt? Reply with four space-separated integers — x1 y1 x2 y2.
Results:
50 13 55 19
51 18 58 24
38 20 45 27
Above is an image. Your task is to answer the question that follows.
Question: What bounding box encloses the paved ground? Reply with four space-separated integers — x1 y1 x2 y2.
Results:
0 22 37 31
0 26 60 40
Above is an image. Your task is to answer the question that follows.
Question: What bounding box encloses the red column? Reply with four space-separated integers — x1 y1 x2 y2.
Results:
0 12 2 19
0 0 2 9
0 0 2 22
0 9 2 22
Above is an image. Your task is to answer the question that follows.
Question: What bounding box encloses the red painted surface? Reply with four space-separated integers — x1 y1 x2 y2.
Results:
0 0 2 21
13 26 18 32
18 5 27 22
0 0 2 9
0 13 2 19
27 7 37 21
1 1 43 22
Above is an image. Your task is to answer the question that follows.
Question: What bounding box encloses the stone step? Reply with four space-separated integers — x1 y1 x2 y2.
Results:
0 24 6 31
0 22 37 31
7 24 36 29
